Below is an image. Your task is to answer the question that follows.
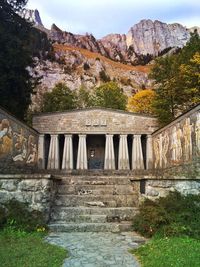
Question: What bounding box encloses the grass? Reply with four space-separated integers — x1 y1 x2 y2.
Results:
131 236 200 267
0 229 67 267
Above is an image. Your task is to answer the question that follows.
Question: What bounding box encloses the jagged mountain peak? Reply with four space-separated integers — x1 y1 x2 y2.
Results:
23 8 199 64
21 9 43 27
126 19 190 56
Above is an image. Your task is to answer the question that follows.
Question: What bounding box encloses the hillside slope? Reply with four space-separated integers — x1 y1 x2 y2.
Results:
31 44 152 111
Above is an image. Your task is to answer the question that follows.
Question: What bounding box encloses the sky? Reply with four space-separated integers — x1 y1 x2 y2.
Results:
27 0 200 38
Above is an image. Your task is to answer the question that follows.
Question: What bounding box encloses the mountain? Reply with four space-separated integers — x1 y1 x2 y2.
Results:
46 21 192 65
22 9 199 112
24 9 200 64
21 9 43 27
30 44 151 111
126 19 190 56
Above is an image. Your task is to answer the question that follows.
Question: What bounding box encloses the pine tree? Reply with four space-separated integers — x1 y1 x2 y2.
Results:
150 31 200 125
0 0 37 119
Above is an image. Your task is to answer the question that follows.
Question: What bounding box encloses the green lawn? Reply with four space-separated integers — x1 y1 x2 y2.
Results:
0 229 67 267
131 236 200 267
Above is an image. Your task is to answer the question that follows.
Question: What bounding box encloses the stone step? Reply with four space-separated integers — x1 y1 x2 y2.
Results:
56 176 134 186
54 194 138 207
51 207 138 222
51 214 107 223
57 184 136 195
48 222 133 233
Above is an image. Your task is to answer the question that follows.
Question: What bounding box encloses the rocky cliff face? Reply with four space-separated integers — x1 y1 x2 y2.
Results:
24 9 199 64
21 9 43 27
47 19 198 64
126 20 190 56
22 9 199 111
49 24 108 57
30 44 151 111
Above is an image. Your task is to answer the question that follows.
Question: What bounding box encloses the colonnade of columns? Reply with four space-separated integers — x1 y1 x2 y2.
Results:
38 133 153 170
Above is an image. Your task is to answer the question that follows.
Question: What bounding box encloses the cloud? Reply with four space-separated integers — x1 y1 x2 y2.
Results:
27 0 200 37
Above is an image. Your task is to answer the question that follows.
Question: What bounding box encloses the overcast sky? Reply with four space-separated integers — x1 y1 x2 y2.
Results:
27 0 200 38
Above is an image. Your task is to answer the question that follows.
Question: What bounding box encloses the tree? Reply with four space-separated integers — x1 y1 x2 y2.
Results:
178 30 200 64
150 55 179 124
177 52 200 108
41 83 77 112
92 82 127 110
127 89 156 114
99 70 110 82
150 31 200 125
0 0 38 119
76 86 92 108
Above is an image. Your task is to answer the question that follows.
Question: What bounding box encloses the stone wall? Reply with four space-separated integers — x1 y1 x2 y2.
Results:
0 174 54 221
0 107 39 173
152 105 200 177
33 108 158 135
141 179 200 200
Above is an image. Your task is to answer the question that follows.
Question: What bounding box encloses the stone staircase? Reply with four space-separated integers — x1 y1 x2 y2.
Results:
49 175 139 232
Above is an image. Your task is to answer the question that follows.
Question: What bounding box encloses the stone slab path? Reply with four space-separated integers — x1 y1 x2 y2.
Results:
46 232 146 267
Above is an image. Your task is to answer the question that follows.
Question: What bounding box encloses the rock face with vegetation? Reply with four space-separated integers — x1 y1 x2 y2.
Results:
30 46 151 111
21 8 199 114
23 9 200 64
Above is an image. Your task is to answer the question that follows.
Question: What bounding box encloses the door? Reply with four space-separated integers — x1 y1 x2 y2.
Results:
87 135 105 169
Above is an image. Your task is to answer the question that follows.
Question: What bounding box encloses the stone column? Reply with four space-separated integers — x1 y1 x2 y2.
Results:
47 134 60 170
38 134 45 169
118 134 130 170
62 134 73 170
132 134 144 170
146 135 153 170
76 134 87 170
104 134 115 170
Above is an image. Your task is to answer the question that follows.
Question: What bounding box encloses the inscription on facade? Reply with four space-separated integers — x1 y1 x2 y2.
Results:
85 119 107 127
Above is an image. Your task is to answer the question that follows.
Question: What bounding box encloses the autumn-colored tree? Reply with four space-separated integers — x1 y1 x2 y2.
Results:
177 52 200 108
127 89 156 114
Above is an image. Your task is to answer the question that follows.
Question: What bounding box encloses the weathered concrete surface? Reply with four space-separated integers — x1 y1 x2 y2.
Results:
46 232 146 267
33 108 158 135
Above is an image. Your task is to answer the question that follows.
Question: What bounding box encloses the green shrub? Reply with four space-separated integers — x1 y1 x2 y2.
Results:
64 66 72 74
99 70 110 82
83 62 90 70
133 191 200 238
4 200 47 232
0 206 6 229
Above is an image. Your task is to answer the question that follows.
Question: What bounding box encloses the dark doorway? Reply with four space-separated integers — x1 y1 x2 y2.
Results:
59 134 64 169
73 134 79 169
141 135 147 169
87 135 105 169
113 135 119 169
44 134 50 169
